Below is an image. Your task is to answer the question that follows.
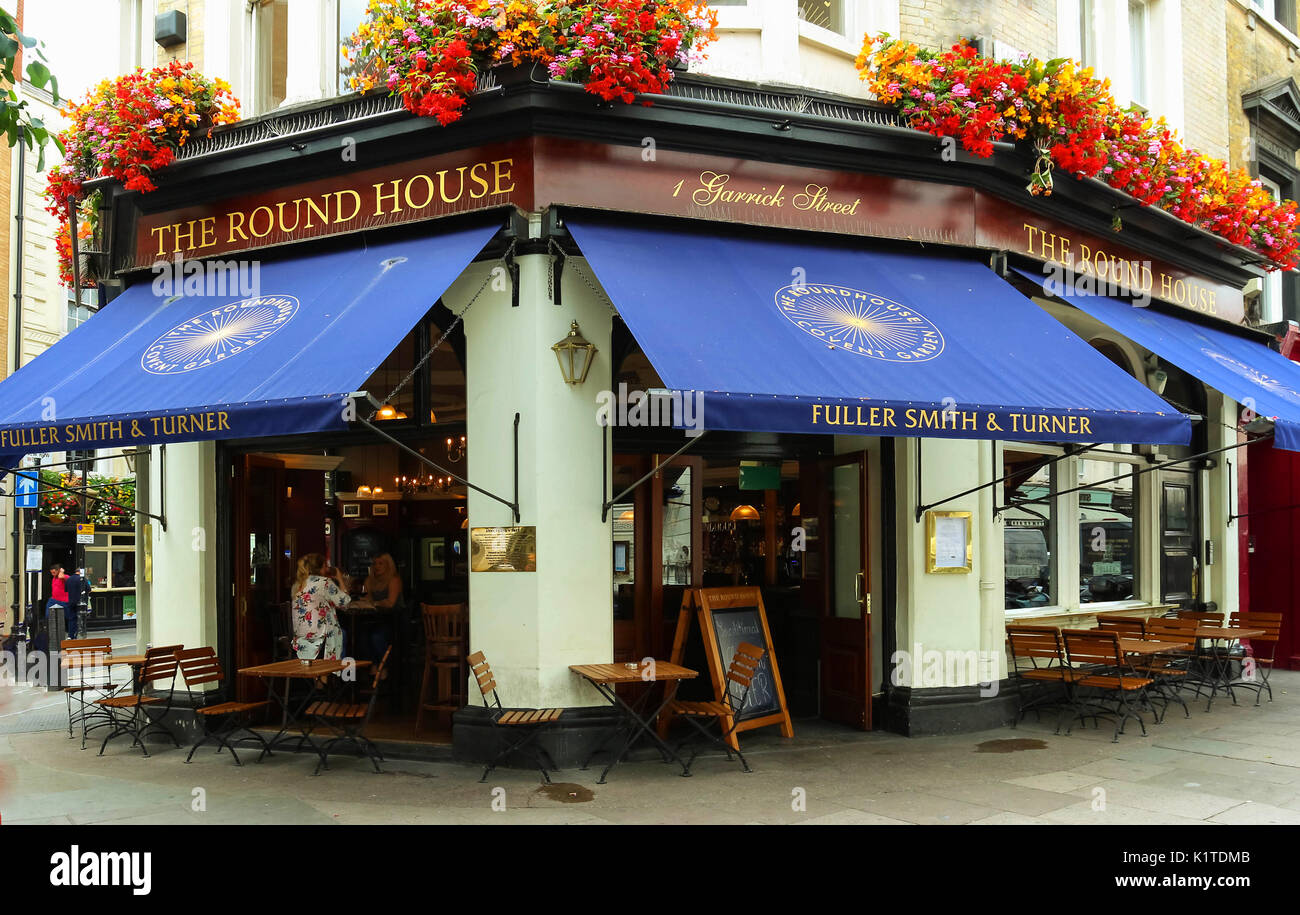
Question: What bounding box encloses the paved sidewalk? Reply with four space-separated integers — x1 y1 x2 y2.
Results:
2 669 1299 825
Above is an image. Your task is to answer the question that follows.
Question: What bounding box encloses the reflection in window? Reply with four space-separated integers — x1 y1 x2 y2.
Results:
338 0 371 94
251 0 288 114
612 500 635 620
798 0 846 34
1004 450 1056 609
1078 460 1138 602
662 467 692 585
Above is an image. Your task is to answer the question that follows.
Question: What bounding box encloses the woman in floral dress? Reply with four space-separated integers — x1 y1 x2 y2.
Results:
291 553 351 660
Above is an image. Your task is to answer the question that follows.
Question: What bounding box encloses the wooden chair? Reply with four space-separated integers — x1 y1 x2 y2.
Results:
94 644 183 757
1005 625 1085 733
469 650 562 784
1228 611 1282 705
1061 629 1153 743
666 642 765 774
416 603 468 732
1096 616 1146 636
306 645 392 776
1134 621 1195 721
60 637 119 749
176 647 272 766
1176 610 1224 626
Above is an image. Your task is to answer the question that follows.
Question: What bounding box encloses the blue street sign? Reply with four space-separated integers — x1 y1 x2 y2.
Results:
14 471 37 509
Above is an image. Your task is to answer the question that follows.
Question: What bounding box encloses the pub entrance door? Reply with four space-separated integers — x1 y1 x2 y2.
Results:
1159 469 1201 609
817 451 872 730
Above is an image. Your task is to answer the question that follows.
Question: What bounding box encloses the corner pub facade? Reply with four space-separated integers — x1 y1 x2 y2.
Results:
2 68 1294 760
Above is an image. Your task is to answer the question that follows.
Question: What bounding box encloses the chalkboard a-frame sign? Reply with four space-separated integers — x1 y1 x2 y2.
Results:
663 586 794 749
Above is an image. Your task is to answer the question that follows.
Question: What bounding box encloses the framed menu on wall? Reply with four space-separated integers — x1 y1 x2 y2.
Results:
926 510 972 573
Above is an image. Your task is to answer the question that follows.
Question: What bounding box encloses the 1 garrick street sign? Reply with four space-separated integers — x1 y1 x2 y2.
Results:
127 136 1246 323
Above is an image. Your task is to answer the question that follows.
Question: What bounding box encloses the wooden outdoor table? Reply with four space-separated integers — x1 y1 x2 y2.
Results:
1116 639 1188 656
570 660 698 784
238 659 372 763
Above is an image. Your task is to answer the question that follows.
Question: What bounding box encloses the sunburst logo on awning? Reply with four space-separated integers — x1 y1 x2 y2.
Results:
142 295 299 375
775 284 944 362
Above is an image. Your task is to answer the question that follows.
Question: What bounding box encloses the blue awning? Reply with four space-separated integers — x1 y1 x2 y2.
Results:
1012 266 1300 452
0 222 497 457
567 218 1190 445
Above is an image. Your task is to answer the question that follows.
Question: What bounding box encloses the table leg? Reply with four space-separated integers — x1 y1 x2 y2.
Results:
594 680 691 785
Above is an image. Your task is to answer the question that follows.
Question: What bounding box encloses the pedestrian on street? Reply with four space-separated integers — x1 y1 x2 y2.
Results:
48 565 72 640
66 568 86 638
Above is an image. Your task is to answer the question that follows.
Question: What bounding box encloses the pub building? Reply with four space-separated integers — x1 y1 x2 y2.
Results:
0 70 1293 761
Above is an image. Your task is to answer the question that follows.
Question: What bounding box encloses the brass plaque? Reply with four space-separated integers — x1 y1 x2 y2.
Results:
470 526 537 572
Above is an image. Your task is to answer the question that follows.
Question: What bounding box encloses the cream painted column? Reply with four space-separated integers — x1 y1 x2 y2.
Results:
138 442 220 652
282 0 335 106
898 437 989 687
978 441 1007 680
450 232 612 709
1203 391 1240 611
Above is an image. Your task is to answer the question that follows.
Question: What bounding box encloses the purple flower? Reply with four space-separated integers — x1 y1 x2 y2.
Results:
951 82 970 97
923 91 935 102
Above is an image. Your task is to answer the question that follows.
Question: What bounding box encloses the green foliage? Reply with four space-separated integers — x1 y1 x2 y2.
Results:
0 6 62 171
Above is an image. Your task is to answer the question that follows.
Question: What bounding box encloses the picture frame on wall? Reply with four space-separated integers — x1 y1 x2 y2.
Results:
613 540 629 573
342 503 361 518
373 503 389 517
926 510 972 573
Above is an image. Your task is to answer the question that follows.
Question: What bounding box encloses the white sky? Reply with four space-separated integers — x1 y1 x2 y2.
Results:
23 0 122 105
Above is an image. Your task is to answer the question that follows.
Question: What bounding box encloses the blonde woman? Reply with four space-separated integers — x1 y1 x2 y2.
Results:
361 553 402 659
291 553 350 660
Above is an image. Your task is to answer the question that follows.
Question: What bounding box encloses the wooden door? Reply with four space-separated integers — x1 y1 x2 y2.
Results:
234 455 284 699
819 452 872 729
1160 472 1200 609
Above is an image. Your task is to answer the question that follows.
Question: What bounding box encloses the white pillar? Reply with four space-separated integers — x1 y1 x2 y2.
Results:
449 229 612 708
139 442 219 652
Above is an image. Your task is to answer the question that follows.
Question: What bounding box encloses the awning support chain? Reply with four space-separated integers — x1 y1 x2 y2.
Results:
914 438 1095 523
547 237 566 307
357 413 520 524
0 471 165 531
1229 501 1300 523
1001 434 1272 515
601 430 709 523
368 238 517 421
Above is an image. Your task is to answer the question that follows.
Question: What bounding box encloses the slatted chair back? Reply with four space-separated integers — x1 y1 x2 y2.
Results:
421 603 468 651
1230 612 1282 663
1006 625 1065 668
468 651 501 709
1177 610 1224 626
1097 616 1145 636
139 644 182 689
175 647 225 690
61 637 113 681
1061 629 1123 669
722 643 765 713
62 637 112 657
1145 620 1196 652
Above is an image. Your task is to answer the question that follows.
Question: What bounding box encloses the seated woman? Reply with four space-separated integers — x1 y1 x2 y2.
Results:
291 553 351 660
362 553 403 660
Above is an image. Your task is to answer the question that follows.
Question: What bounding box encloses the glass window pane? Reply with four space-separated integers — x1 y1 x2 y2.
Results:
1004 450 1056 609
338 0 371 93
84 550 110 589
111 551 136 589
1079 459 1138 602
799 1 845 34
662 466 693 586
1129 1 1147 106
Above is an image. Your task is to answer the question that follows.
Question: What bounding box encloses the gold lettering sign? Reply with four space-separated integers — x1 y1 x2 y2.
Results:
807 404 1093 438
0 410 233 450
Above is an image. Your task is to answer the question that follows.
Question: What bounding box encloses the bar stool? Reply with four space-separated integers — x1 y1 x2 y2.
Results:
416 603 468 732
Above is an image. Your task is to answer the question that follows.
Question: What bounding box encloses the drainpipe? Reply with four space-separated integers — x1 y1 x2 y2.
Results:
9 126 24 637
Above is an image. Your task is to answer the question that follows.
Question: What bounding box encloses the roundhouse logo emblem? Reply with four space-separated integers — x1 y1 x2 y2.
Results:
1201 348 1297 399
775 284 945 362
142 295 299 375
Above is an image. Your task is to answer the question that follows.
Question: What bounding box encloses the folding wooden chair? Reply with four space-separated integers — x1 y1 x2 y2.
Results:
1228 611 1282 705
95 645 183 757
306 646 391 776
60 638 119 749
1061 629 1153 743
1134 620 1195 722
1096 616 1146 636
1005 625 1084 733
469 650 562 784
176 647 272 766
666 642 764 774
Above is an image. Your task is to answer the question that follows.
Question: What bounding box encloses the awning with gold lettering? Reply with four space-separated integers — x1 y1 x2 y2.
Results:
0 221 498 457
1013 265 1300 452
567 217 1190 445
